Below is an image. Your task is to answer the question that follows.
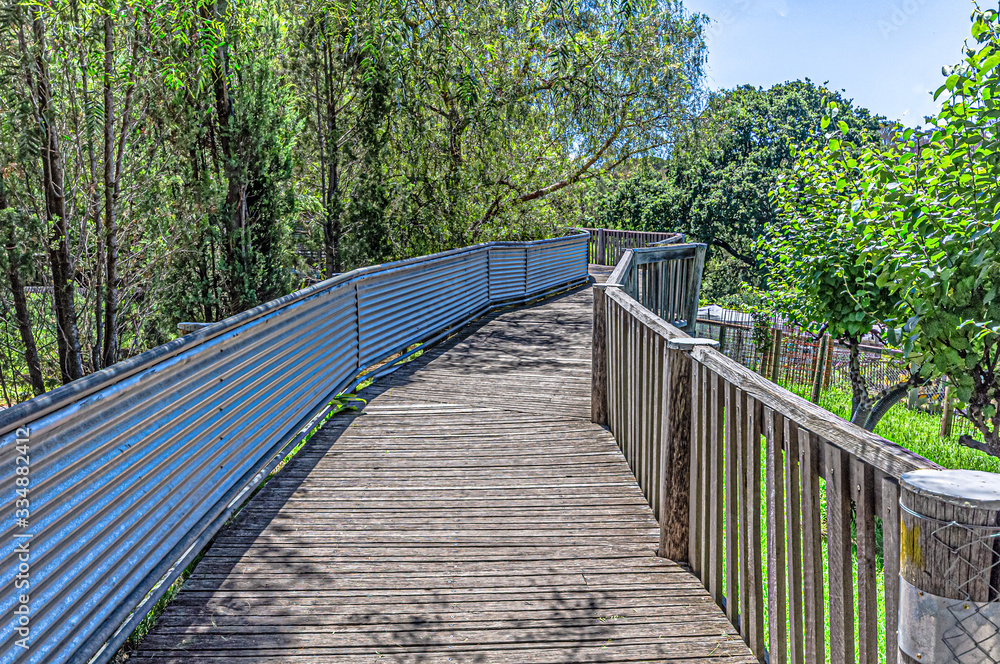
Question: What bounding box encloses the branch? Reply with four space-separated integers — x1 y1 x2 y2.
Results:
516 124 624 204
709 238 756 267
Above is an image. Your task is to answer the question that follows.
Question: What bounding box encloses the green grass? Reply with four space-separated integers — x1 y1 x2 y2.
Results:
817 387 1000 473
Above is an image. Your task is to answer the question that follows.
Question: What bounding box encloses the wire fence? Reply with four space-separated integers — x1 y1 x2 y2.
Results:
694 306 981 442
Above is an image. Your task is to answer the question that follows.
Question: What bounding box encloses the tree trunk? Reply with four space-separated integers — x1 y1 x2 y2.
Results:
846 336 873 427
32 10 83 383
101 12 119 368
0 188 45 397
322 39 341 276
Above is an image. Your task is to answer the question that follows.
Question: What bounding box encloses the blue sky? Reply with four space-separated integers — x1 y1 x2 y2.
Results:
682 0 975 125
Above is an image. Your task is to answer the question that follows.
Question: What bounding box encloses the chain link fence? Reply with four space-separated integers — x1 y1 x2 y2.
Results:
694 305 981 442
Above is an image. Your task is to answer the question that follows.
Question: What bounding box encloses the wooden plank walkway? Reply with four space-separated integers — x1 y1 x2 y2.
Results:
132 267 754 663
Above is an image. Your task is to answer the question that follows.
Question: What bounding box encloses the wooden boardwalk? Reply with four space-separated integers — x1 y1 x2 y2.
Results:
132 268 754 663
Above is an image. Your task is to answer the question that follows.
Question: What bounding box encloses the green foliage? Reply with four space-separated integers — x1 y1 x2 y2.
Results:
0 0 710 401
590 80 886 299
767 5 1000 453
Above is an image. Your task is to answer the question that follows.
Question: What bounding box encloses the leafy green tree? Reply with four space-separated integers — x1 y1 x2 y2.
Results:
769 6 1000 457
768 108 916 431
864 7 1000 457
592 80 886 297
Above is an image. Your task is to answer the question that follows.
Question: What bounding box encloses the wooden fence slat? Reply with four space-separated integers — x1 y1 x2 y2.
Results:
736 388 751 646
699 362 711 585
853 458 878 664
638 325 649 497
708 370 725 608
688 360 703 573
825 443 855 664
725 380 741 629
651 335 664 519
628 314 637 474
784 419 805 664
881 478 900 664
765 408 787 664
745 398 766 659
800 431 826 664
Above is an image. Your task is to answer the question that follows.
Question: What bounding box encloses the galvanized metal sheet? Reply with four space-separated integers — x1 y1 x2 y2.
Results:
0 232 588 664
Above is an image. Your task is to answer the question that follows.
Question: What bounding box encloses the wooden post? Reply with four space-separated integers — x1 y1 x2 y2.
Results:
597 228 607 265
683 244 707 333
717 325 728 354
658 337 719 562
824 335 834 388
898 469 1000 664
591 284 609 425
769 329 783 384
939 384 953 438
810 333 828 404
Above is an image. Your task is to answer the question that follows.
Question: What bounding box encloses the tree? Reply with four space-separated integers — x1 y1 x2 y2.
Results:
592 80 886 298
768 108 917 431
769 6 1000 457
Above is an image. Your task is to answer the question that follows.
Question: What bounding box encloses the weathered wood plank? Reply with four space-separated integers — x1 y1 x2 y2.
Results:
765 408 787 664
800 431 826 664
825 442 855 664
745 398 766 659
725 380 741 629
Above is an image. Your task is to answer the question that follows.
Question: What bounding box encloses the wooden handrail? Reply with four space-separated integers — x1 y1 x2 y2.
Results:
592 248 999 664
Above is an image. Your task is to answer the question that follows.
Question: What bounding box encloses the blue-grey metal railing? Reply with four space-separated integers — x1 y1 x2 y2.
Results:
0 232 588 664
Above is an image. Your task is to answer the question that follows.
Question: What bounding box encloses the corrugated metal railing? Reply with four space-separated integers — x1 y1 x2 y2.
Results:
0 232 589 664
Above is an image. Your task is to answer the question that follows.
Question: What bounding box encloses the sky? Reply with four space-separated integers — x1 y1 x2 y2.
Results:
681 0 976 125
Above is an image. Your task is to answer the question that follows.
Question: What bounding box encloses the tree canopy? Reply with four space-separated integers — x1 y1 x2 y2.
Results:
767 7 1000 456
0 0 708 402
589 79 886 299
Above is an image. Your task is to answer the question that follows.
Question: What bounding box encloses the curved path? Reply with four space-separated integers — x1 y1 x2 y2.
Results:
132 268 754 663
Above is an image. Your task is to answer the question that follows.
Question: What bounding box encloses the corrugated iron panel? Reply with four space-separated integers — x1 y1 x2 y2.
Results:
526 236 588 294
487 247 526 301
0 231 588 664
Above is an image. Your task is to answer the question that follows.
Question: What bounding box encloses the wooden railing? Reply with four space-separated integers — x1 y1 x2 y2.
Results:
592 248 1000 664
585 227 684 265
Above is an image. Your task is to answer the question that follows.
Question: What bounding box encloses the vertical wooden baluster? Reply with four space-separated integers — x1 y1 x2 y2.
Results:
658 261 664 317
825 443 855 664
606 299 615 437
612 301 623 444
708 370 725 608
591 285 608 426
736 388 751 645
699 363 711 585
688 359 703 574
745 398 766 659
725 380 741 630
785 420 805 664
675 261 684 323
640 326 651 499
615 304 628 454
651 334 664 519
852 458 878 664
881 478 900 664
629 313 638 472
765 408 787 664
800 431 826 664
